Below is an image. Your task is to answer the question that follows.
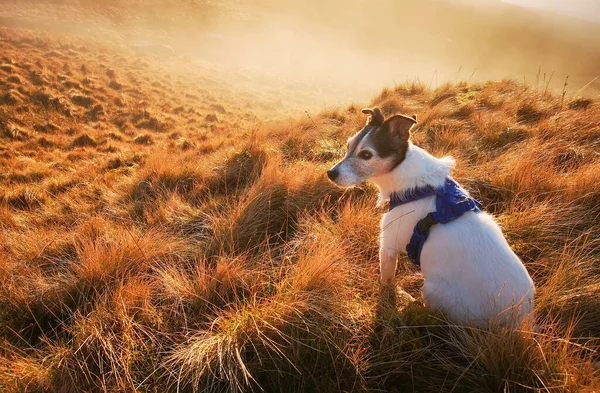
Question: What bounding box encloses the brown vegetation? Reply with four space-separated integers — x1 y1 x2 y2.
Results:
0 25 600 393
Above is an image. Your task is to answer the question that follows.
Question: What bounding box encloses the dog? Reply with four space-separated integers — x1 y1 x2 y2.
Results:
327 107 534 328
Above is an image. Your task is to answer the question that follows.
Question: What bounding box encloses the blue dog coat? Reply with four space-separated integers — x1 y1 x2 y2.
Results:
388 178 482 266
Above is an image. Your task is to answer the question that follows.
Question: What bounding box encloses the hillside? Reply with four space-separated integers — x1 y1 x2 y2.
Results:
1 24 600 392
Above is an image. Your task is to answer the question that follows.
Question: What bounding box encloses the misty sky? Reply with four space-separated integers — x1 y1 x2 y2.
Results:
504 0 600 23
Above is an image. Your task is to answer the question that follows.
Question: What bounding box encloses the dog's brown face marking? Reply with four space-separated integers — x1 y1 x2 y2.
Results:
327 107 417 187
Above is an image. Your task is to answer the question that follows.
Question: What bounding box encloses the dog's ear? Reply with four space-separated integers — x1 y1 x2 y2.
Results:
382 114 417 141
361 107 385 126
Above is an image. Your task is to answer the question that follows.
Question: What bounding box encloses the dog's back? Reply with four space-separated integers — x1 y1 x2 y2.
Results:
329 109 535 328
422 210 534 327
381 186 534 328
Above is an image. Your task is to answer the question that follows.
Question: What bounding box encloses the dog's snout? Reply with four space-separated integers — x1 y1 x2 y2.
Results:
327 168 339 181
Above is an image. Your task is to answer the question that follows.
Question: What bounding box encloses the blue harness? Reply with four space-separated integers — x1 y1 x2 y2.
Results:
389 178 482 266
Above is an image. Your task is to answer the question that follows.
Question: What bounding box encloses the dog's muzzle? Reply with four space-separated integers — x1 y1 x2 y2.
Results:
327 168 339 182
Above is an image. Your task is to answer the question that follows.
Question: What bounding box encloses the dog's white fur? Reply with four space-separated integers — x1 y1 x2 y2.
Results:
372 142 535 327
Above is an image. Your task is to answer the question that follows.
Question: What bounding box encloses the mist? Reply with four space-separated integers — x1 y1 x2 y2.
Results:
3 0 599 105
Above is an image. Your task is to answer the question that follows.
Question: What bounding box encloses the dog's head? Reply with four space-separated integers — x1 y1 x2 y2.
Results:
327 107 417 187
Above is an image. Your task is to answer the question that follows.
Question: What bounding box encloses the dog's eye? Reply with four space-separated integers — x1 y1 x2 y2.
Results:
358 151 373 160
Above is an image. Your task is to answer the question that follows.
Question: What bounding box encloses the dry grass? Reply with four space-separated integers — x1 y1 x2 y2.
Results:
0 27 599 393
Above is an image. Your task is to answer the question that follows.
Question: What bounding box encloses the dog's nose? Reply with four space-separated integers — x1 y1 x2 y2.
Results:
327 169 339 181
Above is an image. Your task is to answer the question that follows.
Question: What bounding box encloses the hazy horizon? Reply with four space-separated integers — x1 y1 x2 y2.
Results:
504 0 600 23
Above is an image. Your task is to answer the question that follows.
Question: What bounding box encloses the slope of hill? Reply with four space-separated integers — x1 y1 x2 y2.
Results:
1 25 600 393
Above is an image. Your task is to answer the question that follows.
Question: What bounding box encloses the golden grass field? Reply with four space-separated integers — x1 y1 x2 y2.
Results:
1 1 600 392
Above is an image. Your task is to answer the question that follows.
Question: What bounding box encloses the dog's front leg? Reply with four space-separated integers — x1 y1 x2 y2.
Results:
379 247 398 286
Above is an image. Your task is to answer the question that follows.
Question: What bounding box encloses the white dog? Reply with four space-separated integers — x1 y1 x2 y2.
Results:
327 107 534 328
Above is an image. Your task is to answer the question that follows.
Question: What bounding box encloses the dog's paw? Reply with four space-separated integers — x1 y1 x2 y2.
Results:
395 287 415 306
378 283 396 306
